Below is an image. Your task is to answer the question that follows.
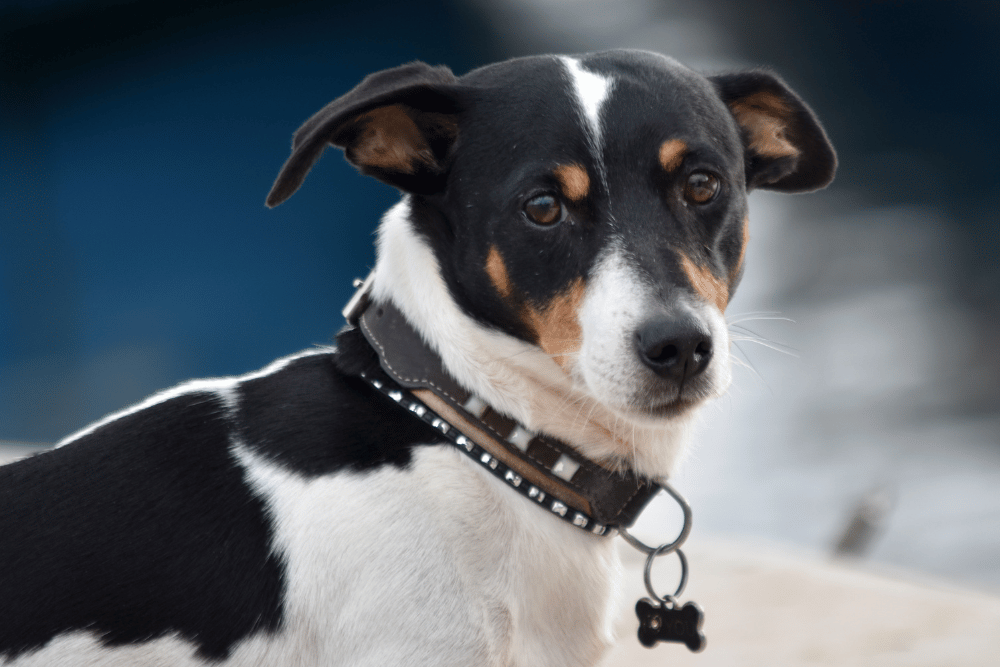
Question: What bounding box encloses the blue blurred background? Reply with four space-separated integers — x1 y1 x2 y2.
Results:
1 0 493 439
3 0 999 590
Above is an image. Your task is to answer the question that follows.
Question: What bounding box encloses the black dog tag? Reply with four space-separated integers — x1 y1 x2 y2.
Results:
636 597 705 652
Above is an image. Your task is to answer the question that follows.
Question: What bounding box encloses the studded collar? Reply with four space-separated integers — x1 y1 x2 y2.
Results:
345 276 662 534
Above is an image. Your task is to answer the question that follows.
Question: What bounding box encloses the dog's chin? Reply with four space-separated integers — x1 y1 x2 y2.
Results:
579 392 700 479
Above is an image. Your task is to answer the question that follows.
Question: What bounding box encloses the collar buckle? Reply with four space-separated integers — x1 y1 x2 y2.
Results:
342 272 376 324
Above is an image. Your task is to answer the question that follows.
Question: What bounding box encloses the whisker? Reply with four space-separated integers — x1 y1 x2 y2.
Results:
726 311 794 326
731 341 772 391
728 322 788 339
730 334 799 358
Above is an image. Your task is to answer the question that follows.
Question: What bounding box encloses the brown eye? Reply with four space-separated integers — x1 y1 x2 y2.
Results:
523 194 565 226
683 171 720 204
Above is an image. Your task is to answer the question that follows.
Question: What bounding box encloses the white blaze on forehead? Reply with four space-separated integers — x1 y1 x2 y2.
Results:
559 56 611 148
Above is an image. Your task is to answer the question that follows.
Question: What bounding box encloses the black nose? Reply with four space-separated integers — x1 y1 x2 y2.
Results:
635 316 713 384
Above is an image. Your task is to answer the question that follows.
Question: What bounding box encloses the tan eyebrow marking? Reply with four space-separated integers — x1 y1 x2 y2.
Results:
658 138 688 173
678 252 729 312
485 246 512 299
553 163 590 202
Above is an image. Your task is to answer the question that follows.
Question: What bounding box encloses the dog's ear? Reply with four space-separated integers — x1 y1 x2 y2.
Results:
266 62 461 207
711 71 836 192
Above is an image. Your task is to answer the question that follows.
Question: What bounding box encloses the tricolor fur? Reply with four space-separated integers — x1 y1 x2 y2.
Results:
0 50 834 666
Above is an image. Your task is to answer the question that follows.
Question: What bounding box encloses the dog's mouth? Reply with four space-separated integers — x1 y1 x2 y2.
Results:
644 396 700 419
600 391 702 422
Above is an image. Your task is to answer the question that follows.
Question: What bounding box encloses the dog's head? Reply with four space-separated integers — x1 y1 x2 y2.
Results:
268 50 835 475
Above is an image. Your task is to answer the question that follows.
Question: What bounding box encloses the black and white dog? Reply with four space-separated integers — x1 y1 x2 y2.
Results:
0 50 834 666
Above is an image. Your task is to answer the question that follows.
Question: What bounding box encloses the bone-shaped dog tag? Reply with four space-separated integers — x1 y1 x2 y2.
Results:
635 598 705 652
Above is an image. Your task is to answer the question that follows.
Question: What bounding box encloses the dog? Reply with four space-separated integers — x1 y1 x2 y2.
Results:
0 50 834 666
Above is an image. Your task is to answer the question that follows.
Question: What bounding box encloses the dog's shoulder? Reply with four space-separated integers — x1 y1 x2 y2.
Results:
236 329 447 475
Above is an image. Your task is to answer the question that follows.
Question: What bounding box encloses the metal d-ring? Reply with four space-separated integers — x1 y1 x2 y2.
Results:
643 546 689 605
618 478 692 556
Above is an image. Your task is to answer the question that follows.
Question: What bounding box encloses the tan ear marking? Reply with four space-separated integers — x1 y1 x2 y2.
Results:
658 138 688 173
351 105 435 172
525 279 586 372
678 253 729 312
485 246 513 299
729 92 800 159
553 163 590 201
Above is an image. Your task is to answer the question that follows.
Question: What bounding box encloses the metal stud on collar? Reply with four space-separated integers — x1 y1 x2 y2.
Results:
360 372 611 536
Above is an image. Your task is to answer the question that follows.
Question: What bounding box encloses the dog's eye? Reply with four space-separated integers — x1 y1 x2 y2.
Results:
523 194 566 226
683 172 720 205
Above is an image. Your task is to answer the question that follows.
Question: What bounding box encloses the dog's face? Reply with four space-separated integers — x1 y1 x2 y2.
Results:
268 50 834 466
434 53 752 419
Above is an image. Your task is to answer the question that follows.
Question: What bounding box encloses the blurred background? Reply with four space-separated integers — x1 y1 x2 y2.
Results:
2 0 998 607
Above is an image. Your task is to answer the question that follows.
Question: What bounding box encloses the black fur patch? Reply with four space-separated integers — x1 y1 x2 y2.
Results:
236 340 446 475
0 340 444 659
0 392 283 660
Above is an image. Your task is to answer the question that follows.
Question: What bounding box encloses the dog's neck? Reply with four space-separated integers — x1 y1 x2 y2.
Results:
369 200 694 479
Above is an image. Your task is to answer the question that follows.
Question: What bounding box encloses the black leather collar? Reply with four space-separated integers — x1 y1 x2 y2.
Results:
352 291 662 533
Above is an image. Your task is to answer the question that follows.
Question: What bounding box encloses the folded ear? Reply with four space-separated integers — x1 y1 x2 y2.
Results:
711 71 836 192
266 62 461 207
